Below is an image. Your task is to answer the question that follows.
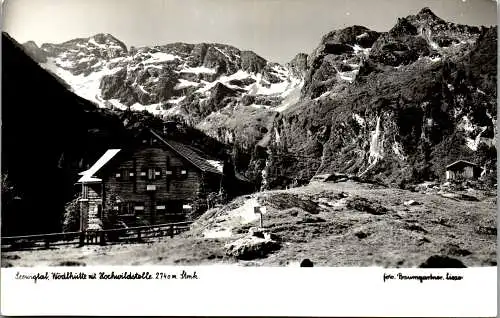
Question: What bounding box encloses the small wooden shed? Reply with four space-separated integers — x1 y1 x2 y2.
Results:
445 160 483 181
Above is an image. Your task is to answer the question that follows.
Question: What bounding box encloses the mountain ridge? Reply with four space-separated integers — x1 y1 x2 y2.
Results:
18 7 497 190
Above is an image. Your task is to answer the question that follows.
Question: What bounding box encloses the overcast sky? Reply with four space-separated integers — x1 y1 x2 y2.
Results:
2 0 498 63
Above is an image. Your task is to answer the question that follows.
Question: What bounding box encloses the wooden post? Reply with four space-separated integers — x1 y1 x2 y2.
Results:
138 229 142 241
79 231 85 247
79 183 88 247
44 238 50 249
254 206 264 228
99 231 106 246
170 224 174 238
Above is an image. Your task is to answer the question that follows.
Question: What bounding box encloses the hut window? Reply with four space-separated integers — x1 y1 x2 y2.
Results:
129 172 135 177
115 172 121 178
156 205 166 210
121 169 130 181
148 168 156 180
118 202 134 216
178 168 188 179
134 204 145 211
145 168 161 180
139 171 147 177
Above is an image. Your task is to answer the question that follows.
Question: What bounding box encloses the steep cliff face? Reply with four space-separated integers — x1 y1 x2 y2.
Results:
256 9 496 188
301 25 381 99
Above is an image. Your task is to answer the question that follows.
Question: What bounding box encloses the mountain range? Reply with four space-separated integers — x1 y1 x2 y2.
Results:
4 7 497 234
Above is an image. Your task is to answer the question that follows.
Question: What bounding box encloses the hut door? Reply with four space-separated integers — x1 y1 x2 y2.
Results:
149 192 156 224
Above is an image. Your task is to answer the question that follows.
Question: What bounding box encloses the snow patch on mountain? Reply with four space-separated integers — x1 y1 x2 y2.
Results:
41 57 121 107
142 52 180 64
353 113 365 126
130 102 164 115
466 126 488 151
352 44 371 56
175 79 199 90
180 66 217 74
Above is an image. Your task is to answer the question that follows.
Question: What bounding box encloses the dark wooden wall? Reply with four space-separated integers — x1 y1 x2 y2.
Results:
102 146 219 225
446 165 481 180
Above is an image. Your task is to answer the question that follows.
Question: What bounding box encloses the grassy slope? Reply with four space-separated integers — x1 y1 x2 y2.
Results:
256 182 496 267
2 181 496 267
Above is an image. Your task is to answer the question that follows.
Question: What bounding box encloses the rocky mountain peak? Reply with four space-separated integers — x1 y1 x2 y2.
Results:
240 50 267 73
287 53 309 77
90 33 128 53
23 40 39 48
414 7 445 25
22 40 47 63
389 17 419 36
321 25 377 46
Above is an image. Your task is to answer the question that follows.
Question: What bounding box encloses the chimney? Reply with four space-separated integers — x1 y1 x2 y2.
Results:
163 121 178 137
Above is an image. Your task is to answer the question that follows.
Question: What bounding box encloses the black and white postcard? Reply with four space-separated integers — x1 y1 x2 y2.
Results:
1 0 497 316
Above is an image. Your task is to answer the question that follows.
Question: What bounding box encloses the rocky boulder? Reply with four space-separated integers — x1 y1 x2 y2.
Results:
419 255 467 268
370 33 430 67
318 25 381 49
224 235 281 260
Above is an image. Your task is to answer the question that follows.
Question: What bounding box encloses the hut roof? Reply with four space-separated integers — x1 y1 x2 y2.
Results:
149 129 223 175
446 160 480 170
77 149 121 183
77 129 223 183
